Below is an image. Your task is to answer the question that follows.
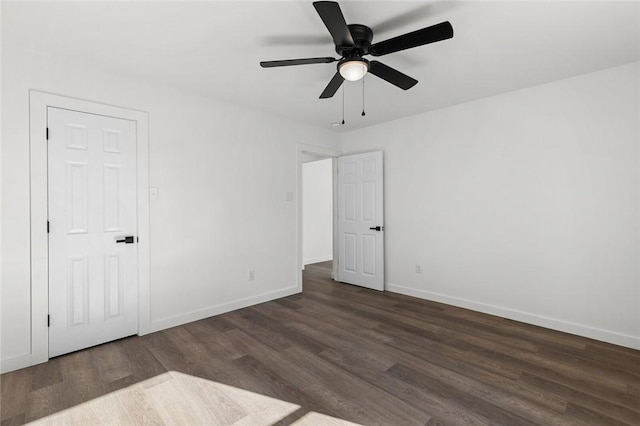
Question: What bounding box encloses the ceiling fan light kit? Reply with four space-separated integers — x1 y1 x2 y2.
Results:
260 1 453 99
338 58 369 81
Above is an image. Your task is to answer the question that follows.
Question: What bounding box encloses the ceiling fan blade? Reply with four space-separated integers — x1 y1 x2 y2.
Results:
319 72 345 99
260 57 337 68
369 21 453 56
313 1 354 47
368 61 418 90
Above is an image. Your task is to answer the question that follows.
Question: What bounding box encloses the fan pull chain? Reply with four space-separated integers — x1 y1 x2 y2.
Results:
342 85 345 125
362 77 366 117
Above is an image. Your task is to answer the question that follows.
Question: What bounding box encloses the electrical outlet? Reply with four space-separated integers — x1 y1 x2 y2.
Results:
248 270 255 281
415 264 422 274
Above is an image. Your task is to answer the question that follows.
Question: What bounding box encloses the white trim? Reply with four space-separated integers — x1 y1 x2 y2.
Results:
16 91 151 374
303 255 334 266
331 157 339 281
637 76 640 355
296 144 341 292
386 283 640 350
149 286 299 332
0 353 40 375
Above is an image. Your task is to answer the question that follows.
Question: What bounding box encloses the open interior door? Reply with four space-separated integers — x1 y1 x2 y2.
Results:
337 151 384 291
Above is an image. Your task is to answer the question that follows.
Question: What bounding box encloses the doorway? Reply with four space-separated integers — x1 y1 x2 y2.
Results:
296 144 340 291
302 157 334 280
296 145 386 293
24 91 150 371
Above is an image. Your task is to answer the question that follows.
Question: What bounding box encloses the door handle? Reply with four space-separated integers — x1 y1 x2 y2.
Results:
116 236 135 244
369 226 383 231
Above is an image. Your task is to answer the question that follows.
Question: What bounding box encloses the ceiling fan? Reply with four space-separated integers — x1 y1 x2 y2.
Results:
260 1 454 99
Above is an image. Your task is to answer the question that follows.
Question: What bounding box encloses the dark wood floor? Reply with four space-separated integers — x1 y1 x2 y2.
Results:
2 261 639 425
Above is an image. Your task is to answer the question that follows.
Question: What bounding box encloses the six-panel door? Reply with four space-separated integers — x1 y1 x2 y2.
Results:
337 151 384 291
48 107 138 357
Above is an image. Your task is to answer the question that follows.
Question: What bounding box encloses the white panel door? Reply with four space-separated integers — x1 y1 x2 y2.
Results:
48 107 138 357
337 151 384 291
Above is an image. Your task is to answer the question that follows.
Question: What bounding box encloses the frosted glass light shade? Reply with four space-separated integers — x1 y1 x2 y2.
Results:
339 60 368 81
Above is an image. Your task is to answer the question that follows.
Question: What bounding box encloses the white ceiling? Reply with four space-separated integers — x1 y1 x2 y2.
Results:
3 1 639 131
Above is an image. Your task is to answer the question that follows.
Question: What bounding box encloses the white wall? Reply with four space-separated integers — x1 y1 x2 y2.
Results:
2 39 637 376
303 158 333 265
0 46 338 371
341 62 640 349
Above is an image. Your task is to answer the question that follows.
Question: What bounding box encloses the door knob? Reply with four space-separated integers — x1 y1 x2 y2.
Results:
369 226 383 231
116 236 135 244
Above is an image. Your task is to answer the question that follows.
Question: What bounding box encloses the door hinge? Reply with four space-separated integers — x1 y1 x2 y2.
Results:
137 236 139 243
46 127 49 140
47 221 50 233
47 315 50 327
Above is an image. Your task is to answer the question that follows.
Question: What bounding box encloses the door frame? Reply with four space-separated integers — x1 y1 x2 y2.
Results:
296 144 341 291
28 91 150 367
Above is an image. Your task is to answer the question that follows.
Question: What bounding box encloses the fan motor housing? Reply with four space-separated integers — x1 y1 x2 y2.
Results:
336 24 373 57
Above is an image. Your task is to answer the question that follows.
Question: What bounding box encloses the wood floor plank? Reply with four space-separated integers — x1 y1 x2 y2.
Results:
518 372 640 424
583 343 640 376
241 307 329 354
318 348 493 426
306 289 543 354
28 359 62 392
0 414 26 426
256 292 566 416
55 349 111 412
536 345 640 386
447 341 639 411
0 367 30 421
564 402 634 426
23 383 67 422
386 363 540 426
142 372 246 425
281 345 431 425
2 261 639 425
256 289 565 424
221 328 385 424
224 310 293 352
232 354 332 417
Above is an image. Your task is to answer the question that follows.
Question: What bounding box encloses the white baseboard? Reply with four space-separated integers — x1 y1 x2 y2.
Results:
1 352 48 374
386 283 640 350
303 256 333 265
148 286 300 333
2 286 301 373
